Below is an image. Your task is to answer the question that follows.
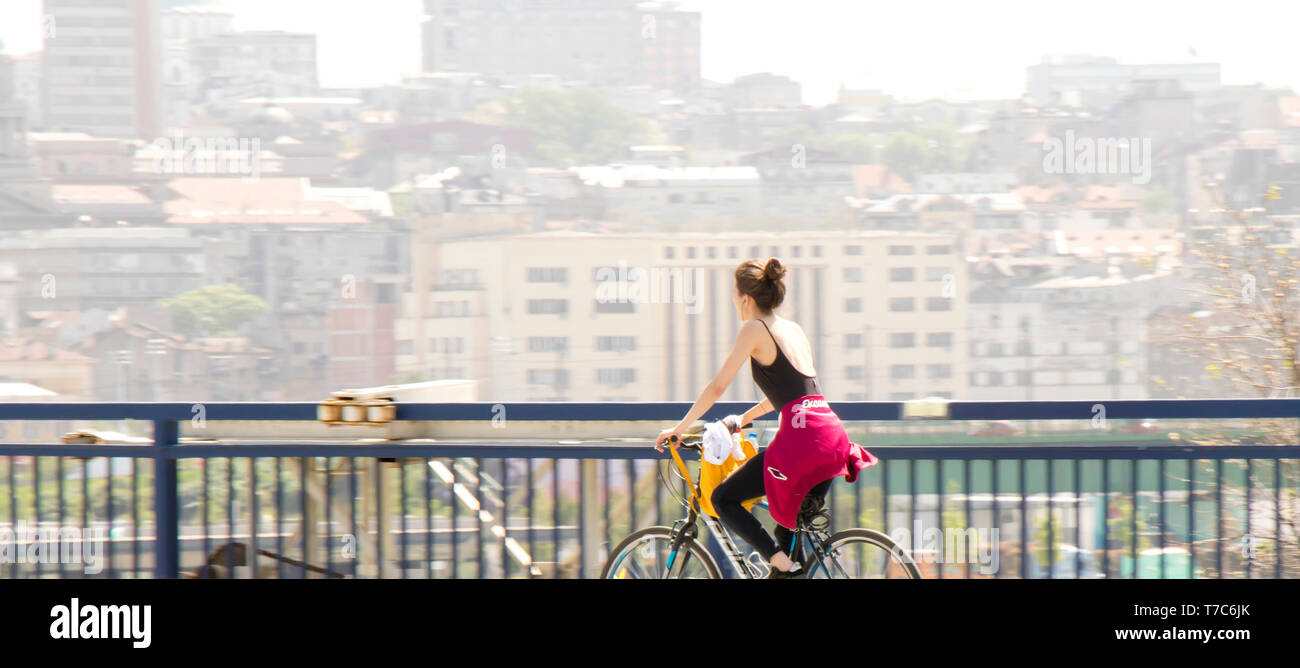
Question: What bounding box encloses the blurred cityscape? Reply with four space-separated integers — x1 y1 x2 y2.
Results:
0 0 1297 417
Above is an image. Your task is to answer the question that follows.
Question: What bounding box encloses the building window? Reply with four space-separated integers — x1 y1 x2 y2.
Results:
926 364 952 380
792 246 802 258
664 247 675 259
528 337 568 353
596 368 637 385
397 340 412 355
926 244 952 255
706 247 717 259
845 245 862 256
926 297 952 311
889 267 915 282
845 365 863 380
594 300 636 314
686 247 696 259
925 267 949 282
843 267 862 283
988 371 1004 386
528 369 570 388
812 245 822 258
844 333 862 349
889 298 915 312
888 245 915 255
845 298 862 313
889 392 916 400
595 336 637 352
727 246 738 259
927 332 953 348
528 299 568 315
1017 370 1033 386
527 267 567 283
890 365 915 380
890 333 916 348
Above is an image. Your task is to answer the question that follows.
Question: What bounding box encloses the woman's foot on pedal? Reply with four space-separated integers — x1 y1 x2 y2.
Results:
765 563 804 579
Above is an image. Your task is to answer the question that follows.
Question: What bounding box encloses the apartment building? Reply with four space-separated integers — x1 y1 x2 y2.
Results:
397 230 968 402
42 0 165 139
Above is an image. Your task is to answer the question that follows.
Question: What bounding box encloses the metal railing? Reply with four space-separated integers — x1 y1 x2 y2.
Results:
0 399 1297 578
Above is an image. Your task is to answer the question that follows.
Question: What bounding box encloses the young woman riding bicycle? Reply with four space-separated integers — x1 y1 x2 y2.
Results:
655 257 878 578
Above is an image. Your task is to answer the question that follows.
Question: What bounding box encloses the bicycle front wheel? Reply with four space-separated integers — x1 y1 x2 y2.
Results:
806 528 922 579
600 526 722 579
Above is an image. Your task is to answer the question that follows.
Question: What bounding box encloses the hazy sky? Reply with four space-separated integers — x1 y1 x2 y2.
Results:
2 0 1296 103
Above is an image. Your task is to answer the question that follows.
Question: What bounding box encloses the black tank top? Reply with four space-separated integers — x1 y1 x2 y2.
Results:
750 319 821 410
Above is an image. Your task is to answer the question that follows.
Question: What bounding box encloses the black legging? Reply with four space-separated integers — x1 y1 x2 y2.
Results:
710 448 832 562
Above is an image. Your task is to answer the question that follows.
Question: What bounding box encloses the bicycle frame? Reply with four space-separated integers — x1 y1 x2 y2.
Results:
664 441 846 579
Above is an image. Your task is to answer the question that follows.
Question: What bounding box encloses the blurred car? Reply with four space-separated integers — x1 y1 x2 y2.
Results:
1116 420 1161 434
970 421 1023 438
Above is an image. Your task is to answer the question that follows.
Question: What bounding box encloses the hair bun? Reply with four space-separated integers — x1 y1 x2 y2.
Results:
763 257 786 282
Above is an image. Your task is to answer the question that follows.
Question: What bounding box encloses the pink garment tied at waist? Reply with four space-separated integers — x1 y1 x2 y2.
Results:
761 395 879 530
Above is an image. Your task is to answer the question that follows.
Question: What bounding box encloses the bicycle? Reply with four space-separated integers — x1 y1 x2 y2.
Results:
600 422 922 579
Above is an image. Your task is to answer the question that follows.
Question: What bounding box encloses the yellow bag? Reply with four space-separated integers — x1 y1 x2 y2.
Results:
698 434 761 518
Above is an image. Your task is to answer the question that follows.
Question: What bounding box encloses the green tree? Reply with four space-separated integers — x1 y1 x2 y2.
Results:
158 284 269 337
500 88 663 165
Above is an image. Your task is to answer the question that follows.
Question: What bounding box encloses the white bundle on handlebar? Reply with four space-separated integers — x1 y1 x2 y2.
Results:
702 420 747 465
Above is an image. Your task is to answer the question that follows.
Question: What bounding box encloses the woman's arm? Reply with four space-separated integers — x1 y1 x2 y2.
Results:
656 322 761 448
739 398 774 426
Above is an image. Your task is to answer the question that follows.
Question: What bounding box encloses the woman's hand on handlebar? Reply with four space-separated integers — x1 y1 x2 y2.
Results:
655 426 684 452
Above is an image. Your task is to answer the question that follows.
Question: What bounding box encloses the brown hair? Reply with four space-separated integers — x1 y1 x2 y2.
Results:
734 257 787 312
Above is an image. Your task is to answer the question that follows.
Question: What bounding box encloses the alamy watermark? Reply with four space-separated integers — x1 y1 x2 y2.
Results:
1042 130 1152 185
595 260 703 314
150 130 262 182
890 520 1001 575
0 521 106 574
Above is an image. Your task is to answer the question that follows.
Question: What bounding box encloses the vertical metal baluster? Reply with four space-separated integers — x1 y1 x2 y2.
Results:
425 459 433 579
33 457 40 578
580 459 589 580
528 459 536 579
56 456 64 578
602 459 609 571
1245 459 1252 579
8 457 17 577
349 457 358 579
1130 458 1138 579
990 459 997 580
1188 459 1195 579
552 458 560 579
1216 459 1223 579
1019 459 1027 579
132 457 139 578
450 458 458 579
300 457 309 579
226 458 235 578
107 456 115 578
275 457 284 579
1158 458 1165 580
963 459 970 579
908 460 916 574
249 458 259 580
1074 459 1081 580
1047 459 1054 579
202 457 209 578
81 458 89 577
935 459 942 579
401 459 409 580
475 458 483 579
1275 458 1282 579
375 457 384 579
1102 459 1110 579
325 457 333 579
500 459 509 579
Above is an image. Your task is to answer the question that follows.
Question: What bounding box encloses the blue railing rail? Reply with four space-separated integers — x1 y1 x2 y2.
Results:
1 399 1298 579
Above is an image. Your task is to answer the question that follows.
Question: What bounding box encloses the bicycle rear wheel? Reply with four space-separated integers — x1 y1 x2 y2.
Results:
806 528 922 579
601 526 722 579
